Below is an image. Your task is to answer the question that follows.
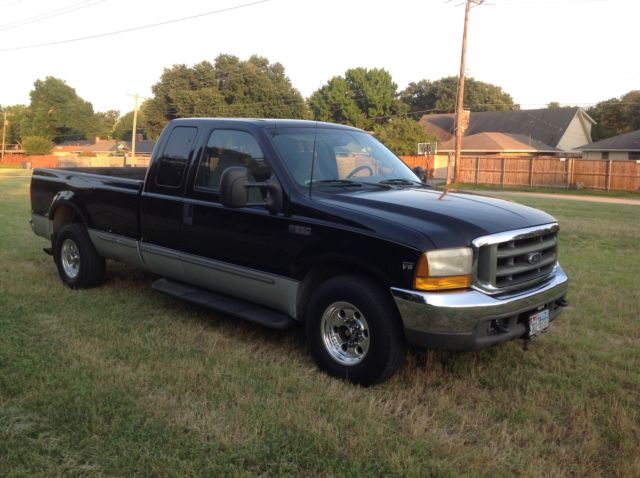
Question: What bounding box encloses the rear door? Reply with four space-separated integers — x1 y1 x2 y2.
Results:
140 124 200 281
180 127 298 316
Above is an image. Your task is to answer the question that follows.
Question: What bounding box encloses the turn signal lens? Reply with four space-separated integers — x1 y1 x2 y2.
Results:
415 275 473 291
414 248 473 291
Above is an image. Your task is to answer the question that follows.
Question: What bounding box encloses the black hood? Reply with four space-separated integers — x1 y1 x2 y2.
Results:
318 187 556 248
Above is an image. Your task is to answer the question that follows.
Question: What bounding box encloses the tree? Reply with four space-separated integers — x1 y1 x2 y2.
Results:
95 110 120 139
400 77 517 114
373 117 437 156
588 90 640 141
144 55 308 138
22 136 53 155
0 104 29 144
113 110 147 141
547 101 562 109
308 67 406 130
21 77 100 143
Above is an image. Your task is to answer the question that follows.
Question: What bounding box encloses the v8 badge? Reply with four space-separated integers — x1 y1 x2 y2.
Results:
402 261 414 271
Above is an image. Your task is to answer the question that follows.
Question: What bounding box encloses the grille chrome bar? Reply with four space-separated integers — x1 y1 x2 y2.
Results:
496 236 557 258
472 223 559 295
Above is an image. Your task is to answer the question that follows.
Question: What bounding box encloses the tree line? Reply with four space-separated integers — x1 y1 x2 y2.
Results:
1 53 637 155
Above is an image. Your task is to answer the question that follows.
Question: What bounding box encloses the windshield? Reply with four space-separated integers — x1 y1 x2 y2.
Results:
269 127 420 192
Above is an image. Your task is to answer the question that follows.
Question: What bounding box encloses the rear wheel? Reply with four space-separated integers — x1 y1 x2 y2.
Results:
306 275 407 386
54 223 105 288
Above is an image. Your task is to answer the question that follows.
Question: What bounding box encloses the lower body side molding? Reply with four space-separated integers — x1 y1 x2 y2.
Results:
152 278 297 330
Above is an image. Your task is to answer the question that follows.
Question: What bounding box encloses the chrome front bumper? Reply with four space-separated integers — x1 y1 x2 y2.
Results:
391 265 569 350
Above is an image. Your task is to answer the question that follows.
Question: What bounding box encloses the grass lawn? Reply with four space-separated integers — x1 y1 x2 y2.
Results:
1 176 639 477
448 182 640 199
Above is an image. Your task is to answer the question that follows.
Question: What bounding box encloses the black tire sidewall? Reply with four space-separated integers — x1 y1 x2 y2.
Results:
306 275 405 385
53 224 103 288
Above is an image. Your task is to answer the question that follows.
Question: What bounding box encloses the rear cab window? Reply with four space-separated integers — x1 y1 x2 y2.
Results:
155 126 198 188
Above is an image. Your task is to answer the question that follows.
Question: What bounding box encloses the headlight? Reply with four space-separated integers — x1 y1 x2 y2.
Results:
414 247 473 291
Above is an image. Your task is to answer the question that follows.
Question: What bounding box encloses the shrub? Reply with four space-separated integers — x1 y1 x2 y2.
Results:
22 136 53 155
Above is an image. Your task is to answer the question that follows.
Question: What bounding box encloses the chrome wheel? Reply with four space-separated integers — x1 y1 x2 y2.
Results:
321 301 370 366
61 238 80 279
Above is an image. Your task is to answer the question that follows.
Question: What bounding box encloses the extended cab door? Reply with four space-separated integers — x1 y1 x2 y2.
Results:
140 124 200 281
180 127 298 317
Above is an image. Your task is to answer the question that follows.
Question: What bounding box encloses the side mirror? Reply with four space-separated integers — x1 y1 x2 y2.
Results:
220 166 283 214
413 166 427 183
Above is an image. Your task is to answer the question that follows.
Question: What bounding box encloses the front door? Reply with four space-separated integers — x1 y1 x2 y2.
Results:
181 128 297 316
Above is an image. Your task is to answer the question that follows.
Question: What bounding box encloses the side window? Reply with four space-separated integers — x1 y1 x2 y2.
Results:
155 126 197 187
195 130 269 190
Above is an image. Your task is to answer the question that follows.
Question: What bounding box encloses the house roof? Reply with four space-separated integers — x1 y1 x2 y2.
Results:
418 114 455 142
575 129 640 152
53 144 86 153
420 107 595 148
127 140 156 154
438 132 560 153
85 139 120 152
58 140 92 146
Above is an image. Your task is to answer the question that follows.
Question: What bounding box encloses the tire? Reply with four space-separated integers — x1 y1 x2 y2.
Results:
53 223 105 288
306 275 407 386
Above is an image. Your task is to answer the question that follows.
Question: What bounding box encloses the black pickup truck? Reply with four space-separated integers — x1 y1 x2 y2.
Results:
30 118 569 385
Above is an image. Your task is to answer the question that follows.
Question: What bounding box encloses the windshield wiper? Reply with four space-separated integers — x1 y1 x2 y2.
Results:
309 179 392 190
310 179 363 187
378 178 425 187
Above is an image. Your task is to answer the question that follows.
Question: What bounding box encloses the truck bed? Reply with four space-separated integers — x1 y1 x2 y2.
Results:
30 167 147 240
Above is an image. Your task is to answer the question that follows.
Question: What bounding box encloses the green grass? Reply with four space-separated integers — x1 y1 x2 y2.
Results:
1 177 639 477
449 182 640 199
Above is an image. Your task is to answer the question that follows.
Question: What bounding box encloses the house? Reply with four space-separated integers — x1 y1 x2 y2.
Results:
85 139 125 157
78 137 156 158
419 107 596 155
127 139 156 157
433 131 562 156
575 129 640 160
52 141 91 156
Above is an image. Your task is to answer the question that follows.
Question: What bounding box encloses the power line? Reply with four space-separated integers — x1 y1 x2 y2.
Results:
0 0 271 52
0 0 106 32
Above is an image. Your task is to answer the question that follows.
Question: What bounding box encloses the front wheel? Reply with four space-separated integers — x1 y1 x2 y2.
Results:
306 275 407 386
54 223 105 288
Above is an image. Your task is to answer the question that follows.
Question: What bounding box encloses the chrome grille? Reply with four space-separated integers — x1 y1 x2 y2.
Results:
473 224 559 294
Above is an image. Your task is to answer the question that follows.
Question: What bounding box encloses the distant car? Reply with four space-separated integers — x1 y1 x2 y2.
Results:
30 118 568 385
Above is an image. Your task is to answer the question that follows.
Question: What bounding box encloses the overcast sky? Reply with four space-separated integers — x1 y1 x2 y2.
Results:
0 0 637 115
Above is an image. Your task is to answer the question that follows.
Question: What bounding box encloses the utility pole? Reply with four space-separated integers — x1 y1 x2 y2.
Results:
453 0 483 183
1 112 8 162
129 94 139 167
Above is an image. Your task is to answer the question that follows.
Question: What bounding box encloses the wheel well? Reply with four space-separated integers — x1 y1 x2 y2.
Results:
52 205 82 241
296 262 387 321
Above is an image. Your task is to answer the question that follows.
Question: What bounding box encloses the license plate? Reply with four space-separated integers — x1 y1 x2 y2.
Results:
528 309 550 338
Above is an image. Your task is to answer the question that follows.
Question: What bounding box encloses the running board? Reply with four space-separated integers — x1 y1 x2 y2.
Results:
151 278 296 330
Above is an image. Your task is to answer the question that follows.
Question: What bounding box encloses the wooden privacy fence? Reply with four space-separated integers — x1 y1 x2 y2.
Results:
456 157 640 192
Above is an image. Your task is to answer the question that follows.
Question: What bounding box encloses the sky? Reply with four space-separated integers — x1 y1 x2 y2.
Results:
0 0 638 116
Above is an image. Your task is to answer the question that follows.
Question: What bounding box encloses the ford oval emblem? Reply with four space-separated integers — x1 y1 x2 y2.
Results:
526 252 542 265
